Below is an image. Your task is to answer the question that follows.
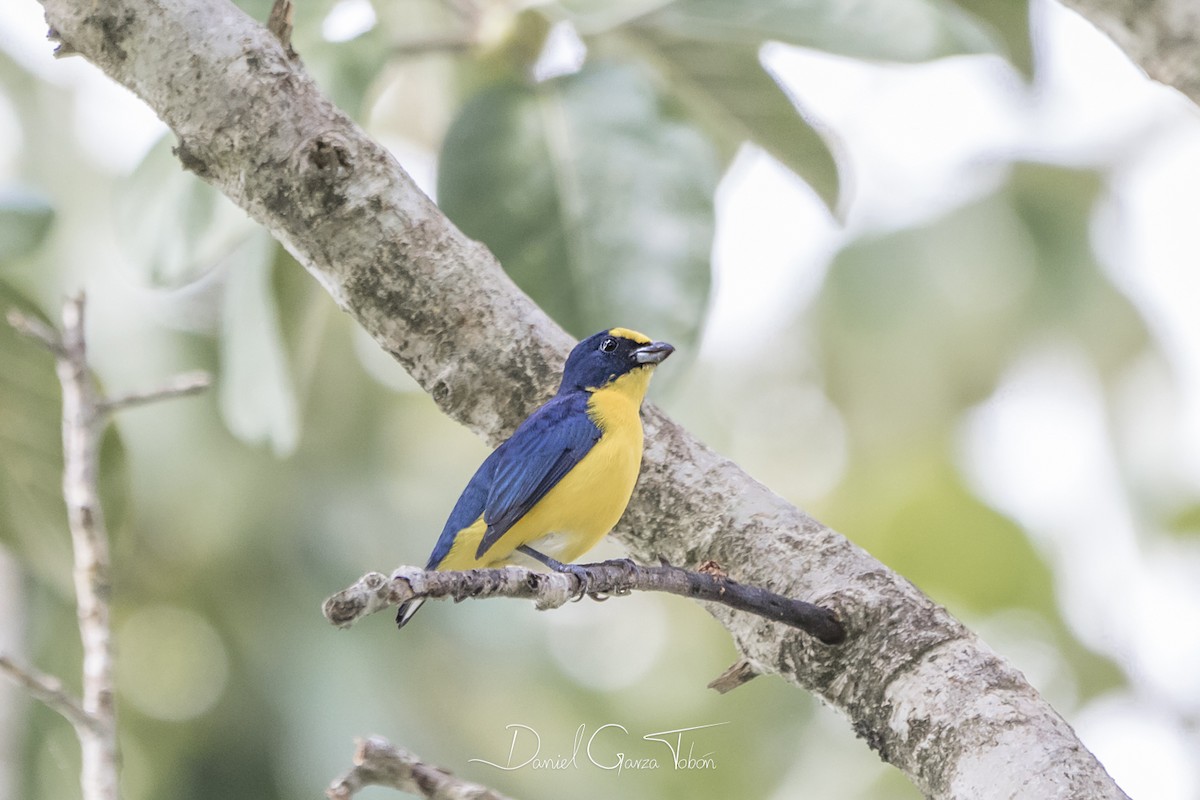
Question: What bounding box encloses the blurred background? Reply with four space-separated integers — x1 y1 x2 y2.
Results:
2 0 1199 797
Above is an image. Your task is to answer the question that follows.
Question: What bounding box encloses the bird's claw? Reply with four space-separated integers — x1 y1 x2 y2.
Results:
560 563 592 601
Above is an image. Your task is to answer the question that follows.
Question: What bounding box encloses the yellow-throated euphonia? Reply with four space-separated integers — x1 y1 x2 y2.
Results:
396 328 674 627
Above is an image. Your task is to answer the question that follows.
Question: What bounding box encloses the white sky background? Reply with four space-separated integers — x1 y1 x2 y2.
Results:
2 0 1200 797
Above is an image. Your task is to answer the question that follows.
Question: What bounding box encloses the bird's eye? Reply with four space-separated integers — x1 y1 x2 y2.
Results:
600 337 617 353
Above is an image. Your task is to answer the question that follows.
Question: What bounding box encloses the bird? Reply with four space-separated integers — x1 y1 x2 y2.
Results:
396 327 674 628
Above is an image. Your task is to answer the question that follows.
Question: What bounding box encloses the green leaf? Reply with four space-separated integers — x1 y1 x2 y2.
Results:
116 136 259 288
437 62 719 346
0 283 132 593
218 232 299 456
1006 163 1148 370
0 280 70 591
0 186 54 263
1166 503 1200 539
618 0 995 63
948 0 1033 76
574 0 1021 216
620 30 842 213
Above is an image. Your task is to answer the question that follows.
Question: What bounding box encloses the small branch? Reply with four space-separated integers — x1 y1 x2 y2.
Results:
7 293 212 800
266 0 296 58
327 736 512 800
707 658 763 694
323 559 847 645
0 655 96 735
56 294 119 800
392 35 477 58
6 308 64 354
98 370 211 416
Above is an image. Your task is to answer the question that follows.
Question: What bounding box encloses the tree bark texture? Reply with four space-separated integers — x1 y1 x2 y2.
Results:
36 1 1141 797
323 562 847 644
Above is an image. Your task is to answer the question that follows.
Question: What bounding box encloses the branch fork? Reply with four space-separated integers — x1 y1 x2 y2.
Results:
1 294 210 800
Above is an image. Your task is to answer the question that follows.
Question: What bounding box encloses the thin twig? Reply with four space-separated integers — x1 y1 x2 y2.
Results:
267 0 296 58
5 293 211 800
0 655 96 735
323 559 847 645
6 308 64 354
327 736 512 800
98 370 211 415
56 294 119 800
707 658 762 694
392 35 477 58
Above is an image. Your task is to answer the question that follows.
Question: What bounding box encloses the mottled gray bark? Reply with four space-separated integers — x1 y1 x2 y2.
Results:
35 0 1133 796
1060 0 1200 106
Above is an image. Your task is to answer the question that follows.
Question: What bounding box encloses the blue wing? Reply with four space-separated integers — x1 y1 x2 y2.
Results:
477 391 601 559
399 391 599 627
399 459 499 625
422 390 601 568
423 447 500 569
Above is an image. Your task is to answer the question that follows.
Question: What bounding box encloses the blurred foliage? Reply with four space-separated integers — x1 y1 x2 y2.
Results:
949 0 1033 75
115 138 259 289
0 0 1184 799
0 280 67 592
815 163 1146 452
438 61 719 345
1167 503 1200 538
0 187 54 263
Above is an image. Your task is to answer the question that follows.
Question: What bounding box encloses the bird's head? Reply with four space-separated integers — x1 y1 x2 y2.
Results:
560 328 675 393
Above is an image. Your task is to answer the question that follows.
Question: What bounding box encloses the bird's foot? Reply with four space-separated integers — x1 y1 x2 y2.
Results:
517 545 592 600
559 562 594 601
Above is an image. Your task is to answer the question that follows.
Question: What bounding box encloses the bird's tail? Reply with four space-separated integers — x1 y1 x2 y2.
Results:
395 597 425 629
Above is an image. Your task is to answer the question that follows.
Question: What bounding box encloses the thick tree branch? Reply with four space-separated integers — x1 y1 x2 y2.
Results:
323 560 847 645
35 1 1133 796
327 736 511 800
1058 0 1200 107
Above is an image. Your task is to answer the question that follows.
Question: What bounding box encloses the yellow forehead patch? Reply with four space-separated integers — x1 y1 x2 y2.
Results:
607 327 652 344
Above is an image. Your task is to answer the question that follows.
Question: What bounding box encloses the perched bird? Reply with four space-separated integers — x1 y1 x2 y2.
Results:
396 328 674 628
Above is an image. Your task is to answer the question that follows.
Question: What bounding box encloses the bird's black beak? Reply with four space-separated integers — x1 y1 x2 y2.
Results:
633 341 675 365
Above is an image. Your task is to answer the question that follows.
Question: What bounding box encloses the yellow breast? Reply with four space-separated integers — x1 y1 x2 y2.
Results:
438 367 653 570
